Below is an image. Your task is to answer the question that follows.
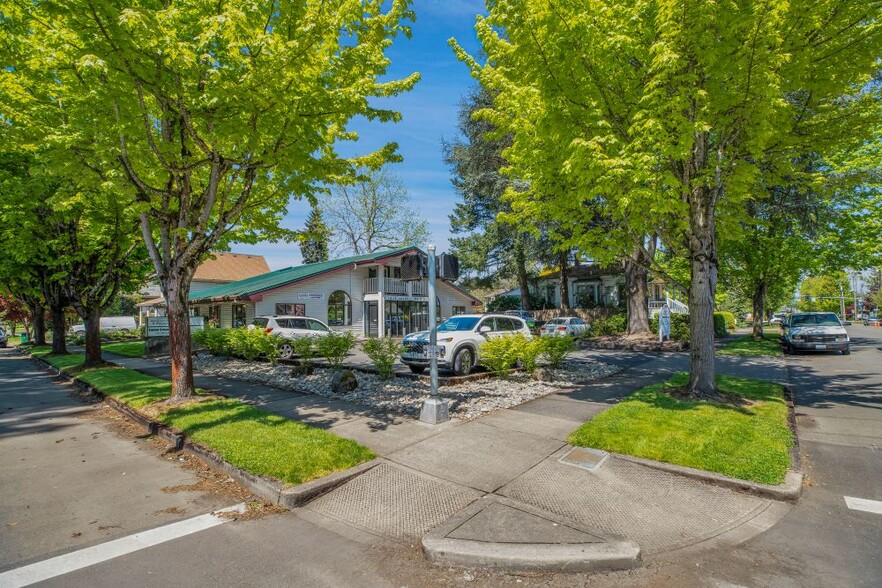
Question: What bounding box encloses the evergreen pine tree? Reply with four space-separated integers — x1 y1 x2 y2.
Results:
300 206 331 264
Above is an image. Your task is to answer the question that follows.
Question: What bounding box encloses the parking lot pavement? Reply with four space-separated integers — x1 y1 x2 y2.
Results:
0 350 242 574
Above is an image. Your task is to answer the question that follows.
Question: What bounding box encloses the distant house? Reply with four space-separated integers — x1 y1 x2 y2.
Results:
137 252 271 325
187 246 481 337
498 265 688 314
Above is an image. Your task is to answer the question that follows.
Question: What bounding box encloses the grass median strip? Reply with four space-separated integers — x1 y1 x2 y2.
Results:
567 373 792 485
30 348 375 486
157 399 375 485
718 333 782 357
101 341 146 358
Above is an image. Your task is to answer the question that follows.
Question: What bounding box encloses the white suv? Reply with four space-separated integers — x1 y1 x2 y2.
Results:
251 316 332 359
401 314 532 376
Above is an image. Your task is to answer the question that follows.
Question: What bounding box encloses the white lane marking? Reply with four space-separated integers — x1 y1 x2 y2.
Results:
844 496 882 515
0 503 246 587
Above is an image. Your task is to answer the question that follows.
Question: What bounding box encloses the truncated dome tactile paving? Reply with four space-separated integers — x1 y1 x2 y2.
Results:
306 460 482 540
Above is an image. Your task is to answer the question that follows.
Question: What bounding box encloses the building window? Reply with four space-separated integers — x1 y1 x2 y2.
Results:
275 303 306 316
232 304 247 328
327 290 352 326
206 305 221 327
384 266 402 278
452 305 467 316
574 283 601 308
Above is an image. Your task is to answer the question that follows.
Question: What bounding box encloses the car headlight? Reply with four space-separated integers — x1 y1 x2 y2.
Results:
793 335 804 341
438 337 454 343
835 336 848 342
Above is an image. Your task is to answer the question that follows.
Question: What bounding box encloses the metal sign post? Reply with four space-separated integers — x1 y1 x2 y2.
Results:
420 244 449 424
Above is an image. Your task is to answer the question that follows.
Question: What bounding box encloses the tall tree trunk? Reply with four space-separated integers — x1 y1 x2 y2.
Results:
751 280 766 340
625 247 651 335
165 272 195 401
26 301 47 346
49 304 67 355
559 249 570 311
514 237 531 311
82 305 103 367
687 186 718 397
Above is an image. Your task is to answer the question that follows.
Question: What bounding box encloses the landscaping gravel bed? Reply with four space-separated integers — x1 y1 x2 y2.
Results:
186 355 622 421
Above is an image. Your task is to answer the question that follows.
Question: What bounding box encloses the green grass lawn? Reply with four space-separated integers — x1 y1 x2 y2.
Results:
27 347 374 486
158 399 375 485
718 333 782 357
31 346 86 371
102 340 145 358
567 373 793 485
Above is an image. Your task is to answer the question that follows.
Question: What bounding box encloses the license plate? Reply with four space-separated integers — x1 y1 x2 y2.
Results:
402 352 425 359
814 344 827 350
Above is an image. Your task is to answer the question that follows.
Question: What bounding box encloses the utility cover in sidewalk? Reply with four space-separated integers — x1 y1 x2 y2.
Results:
560 446 608 471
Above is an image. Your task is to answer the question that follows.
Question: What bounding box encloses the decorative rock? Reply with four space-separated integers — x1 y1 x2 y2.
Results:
532 367 554 382
331 369 358 393
290 365 314 377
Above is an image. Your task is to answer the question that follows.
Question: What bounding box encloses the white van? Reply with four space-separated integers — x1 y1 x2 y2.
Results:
70 316 138 337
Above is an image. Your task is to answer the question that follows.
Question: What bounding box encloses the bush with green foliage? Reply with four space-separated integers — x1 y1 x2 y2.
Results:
717 311 736 332
587 313 627 336
292 336 317 365
541 336 575 368
479 335 522 376
227 327 281 362
315 331 357 369
361 337 403 379
193 327 233 356
713 313 729 337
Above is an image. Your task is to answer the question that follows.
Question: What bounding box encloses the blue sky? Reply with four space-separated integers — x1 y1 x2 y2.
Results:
235 1 487 270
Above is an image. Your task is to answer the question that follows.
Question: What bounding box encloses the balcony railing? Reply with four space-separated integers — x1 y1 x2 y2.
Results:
410 281 428 296
363 277 378 294
385 278 407 295
363 277 418 296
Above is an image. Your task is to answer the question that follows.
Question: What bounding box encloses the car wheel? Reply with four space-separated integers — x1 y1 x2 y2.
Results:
75 330 85 337
408 365 425 374
782 343 791 355
278 342 294 360
453 347 475 376
842 346 850 356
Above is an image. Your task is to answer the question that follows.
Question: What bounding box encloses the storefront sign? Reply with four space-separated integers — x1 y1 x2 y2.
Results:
385 295 425 302
297 292 323 300
146 316 205 338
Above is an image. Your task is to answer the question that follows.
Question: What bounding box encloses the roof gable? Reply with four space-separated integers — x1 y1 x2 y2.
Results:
194 252 271 283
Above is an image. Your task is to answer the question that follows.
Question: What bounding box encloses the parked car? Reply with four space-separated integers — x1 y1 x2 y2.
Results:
863 313 881 327
400 314 532 376
504 310 536 330
769 313 786 326
0 326 7 348
539 316 589 337
782 312 850 355
251 315 332 359
69 316 137 337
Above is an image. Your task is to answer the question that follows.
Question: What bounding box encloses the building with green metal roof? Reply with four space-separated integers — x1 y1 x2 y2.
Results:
188 247 480 337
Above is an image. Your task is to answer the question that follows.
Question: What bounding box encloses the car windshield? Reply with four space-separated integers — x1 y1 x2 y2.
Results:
790 313 841 327
437 316 480 332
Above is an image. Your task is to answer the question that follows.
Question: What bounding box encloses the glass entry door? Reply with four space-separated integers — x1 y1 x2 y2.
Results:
365 301 379 337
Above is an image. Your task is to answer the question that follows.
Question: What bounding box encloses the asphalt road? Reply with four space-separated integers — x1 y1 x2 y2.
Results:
2 326 881 587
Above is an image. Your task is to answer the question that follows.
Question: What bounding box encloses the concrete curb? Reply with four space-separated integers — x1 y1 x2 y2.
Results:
611 452 803 503
422 495 641 572
26 352 378 509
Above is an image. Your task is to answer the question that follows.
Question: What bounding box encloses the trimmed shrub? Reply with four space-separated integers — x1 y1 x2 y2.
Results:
588 313 627 336
362 337 403 379
479 335 521 376
713 313 729 338
315 331 357 370
193 327 233 356
227 327 280 362
717 311 737 332
513 333 544 372
541 336 575 368
292 336 317 365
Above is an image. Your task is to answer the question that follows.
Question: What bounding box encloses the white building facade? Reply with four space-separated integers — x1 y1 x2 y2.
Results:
188 247 480 337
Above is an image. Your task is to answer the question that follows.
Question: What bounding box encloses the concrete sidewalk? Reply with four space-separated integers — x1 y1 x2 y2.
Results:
99 348 794 570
